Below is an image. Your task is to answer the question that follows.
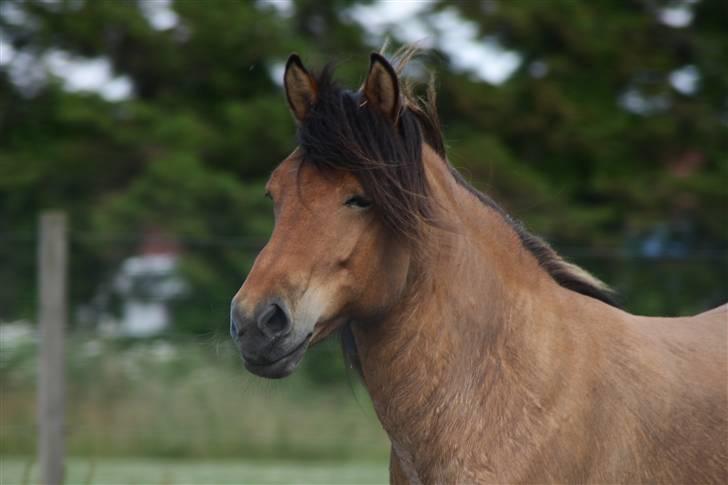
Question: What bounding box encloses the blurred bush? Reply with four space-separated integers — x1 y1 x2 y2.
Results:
1 0 726 333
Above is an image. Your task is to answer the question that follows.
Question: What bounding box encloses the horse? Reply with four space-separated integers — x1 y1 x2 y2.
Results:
230 51 728 484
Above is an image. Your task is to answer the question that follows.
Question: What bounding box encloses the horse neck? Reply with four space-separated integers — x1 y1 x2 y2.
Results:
352 146 601 460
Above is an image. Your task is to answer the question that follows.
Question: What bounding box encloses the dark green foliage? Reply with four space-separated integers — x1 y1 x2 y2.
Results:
1 0 725 343
432 0 728 314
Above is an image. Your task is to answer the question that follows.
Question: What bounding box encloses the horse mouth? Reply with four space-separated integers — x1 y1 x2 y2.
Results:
311 315 348 344
243 334 312 379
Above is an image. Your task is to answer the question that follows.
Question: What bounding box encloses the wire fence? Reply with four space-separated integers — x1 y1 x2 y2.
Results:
1 226 726 468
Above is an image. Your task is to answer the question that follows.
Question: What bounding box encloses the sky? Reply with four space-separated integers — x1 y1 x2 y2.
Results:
0 0 700 102
346 0 520 84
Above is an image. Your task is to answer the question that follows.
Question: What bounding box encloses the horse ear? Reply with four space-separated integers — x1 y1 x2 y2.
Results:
363 52 401 122
284 54 318 123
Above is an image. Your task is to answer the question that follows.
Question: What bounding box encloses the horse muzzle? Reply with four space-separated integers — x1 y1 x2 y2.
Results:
230 297 311 378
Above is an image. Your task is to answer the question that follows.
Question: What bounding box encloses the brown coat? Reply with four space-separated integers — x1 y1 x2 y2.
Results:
352 147 728 484
237 53 727 484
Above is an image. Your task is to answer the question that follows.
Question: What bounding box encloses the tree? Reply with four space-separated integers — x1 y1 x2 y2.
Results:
1 0 725 330
430 0 728 312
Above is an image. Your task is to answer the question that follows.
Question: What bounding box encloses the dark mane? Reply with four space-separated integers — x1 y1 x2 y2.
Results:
297 64 443 240
296 58 617 309
448 169 618 307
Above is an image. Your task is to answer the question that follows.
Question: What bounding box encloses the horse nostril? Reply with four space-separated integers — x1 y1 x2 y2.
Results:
257 303 290 337
233 317 247 339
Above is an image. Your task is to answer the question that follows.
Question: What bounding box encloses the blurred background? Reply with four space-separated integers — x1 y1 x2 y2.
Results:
1 0 727 482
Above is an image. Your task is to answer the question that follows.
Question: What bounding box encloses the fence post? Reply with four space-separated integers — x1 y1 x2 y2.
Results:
38 211 67 485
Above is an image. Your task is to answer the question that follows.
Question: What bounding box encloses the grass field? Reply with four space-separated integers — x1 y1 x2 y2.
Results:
1 331 391 483
1 334 390 461
0 456 389 484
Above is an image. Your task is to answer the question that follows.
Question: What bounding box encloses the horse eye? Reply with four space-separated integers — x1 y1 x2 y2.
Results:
344 195 372 209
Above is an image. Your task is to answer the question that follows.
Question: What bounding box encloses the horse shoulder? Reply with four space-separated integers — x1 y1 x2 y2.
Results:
618 308 728 482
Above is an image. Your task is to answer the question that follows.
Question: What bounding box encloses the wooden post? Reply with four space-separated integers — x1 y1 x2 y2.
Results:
38 211 67 485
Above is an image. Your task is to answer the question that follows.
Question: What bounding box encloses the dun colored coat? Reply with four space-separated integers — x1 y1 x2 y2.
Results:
230 51 728 484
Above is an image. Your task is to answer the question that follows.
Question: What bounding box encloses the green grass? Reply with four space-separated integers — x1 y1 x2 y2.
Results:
0 456 389 484
1 335 389 461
